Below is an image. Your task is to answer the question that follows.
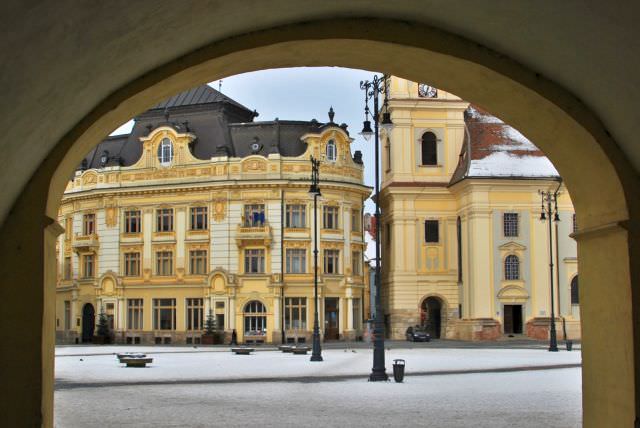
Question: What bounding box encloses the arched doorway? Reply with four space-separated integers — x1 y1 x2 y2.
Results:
81 303 95 343
421 297 443 339
243 300 267 343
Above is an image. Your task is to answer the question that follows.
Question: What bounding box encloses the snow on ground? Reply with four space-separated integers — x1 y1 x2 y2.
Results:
55 346 580 384
55 367 582 428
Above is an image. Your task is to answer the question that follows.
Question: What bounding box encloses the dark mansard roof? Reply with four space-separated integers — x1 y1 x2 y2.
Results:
79 84 352 170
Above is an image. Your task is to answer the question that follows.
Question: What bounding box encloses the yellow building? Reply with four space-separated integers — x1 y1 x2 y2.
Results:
381 77 580 341
55 85 370 345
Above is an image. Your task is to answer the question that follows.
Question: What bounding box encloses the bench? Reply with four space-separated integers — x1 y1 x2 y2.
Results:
119 357 153 367
291 346 310 355
232 347 254 355
278 345 293 353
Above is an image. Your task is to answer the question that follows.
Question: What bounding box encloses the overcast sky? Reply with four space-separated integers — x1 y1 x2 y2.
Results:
111 67 382 260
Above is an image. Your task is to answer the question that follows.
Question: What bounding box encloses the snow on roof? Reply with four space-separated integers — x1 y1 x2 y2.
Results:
468 151 558 177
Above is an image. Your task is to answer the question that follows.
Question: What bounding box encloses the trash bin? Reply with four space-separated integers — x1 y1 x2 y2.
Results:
393 359 405 383
566 340 573 351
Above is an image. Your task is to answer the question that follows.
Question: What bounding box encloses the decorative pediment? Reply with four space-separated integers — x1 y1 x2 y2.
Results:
497 284 529 302
498 241 527 251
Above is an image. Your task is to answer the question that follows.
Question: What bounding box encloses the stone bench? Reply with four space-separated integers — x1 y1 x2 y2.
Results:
279 345 293 353
291 346 310 355
119 357 153 367
232 347 254 355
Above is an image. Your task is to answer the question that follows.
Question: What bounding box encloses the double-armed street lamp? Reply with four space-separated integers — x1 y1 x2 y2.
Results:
309 156 323 362
539 180 562 352
359 74 393 381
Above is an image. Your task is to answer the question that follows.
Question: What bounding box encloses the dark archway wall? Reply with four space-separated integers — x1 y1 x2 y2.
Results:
0 3 639 428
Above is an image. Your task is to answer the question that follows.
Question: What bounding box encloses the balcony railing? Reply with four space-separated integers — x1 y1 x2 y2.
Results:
72 233 99 252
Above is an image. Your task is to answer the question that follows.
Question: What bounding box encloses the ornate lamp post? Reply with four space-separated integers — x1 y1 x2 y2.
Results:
539 181 562 352
360 74 393 381
309 156 323 362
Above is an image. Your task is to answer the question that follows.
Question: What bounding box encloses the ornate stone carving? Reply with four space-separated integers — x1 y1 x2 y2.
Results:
213 199 226 222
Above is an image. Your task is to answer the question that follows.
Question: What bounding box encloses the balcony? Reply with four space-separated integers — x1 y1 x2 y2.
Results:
236 223 272 247
73 233 99 252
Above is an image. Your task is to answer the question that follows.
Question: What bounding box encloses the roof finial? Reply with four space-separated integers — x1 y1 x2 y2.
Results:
328 106 335 123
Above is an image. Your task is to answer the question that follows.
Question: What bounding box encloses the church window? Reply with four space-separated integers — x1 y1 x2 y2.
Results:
504 255 520 280
326 139 337 161
503 213 519 237
571 275 579 305
421 132 437 165
157 138 173 166
425 220 439 243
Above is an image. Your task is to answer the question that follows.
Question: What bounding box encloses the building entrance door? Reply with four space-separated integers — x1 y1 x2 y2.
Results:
503 305 523 334
421 297 442 338
324 298 339 340
81 303 95 342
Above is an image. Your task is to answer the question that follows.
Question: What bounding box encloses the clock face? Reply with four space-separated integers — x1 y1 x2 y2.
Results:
251 143 260 152
418 83 438 98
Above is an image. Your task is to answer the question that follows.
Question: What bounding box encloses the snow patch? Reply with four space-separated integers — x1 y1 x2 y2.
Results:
469 152 559 177
466 106 504 124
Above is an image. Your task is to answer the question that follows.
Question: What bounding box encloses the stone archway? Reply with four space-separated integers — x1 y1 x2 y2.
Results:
0 16 636 428
420 296 444 339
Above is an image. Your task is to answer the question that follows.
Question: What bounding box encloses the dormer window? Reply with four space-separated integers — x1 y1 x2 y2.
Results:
326 139 337 162
158 138 173 166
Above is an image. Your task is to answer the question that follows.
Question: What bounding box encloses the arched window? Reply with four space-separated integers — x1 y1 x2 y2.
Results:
504 255 520 280
571 275 579 305
421 132 437 165
244 300 267 336
157 138 173 166
326 139 337 161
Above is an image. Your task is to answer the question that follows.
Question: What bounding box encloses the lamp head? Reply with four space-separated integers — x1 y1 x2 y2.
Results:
540 212 547 221
359 120 373 142
380 112 394 132
554 212 561 222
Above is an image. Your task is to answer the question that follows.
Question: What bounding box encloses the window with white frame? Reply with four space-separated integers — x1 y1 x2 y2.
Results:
157 138 173 166
326 139 337 161
286 204 306 228
155 251 173 276
82 254 94 278
156 208 173 232
504 255 520 280
284 297 307 331
324 249 340 274
503 213 519 237
189 250 207 275
190 207 208 230
286 248 306 273
127 299 143 330
124 252 140 276
244 249 265 273
323 206 339 229
153 298 176 330
244 300 267 336
186 298 203 331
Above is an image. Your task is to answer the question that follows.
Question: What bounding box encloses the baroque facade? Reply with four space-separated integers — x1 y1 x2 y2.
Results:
55 85 370 345
380 77 580 341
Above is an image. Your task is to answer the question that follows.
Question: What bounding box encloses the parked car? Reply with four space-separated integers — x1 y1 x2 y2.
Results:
405 326 431 342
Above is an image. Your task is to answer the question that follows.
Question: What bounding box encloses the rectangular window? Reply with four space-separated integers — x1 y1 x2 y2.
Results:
286 204 306 228
82 254 94 278
156 208 173 232
323 206 339 229
352 250 362 276
425 220 439 243
124 252 140 277
284 297 307 331
63 256 72 280
352 298 361 330
106 303 115 330
324 249 340 274
351 209 361 232
82 213 95 235
186 298 203 331
503 213 519 237
153 298 176 330
64 301 71 330
189 250 207 275
244 249 265 273
190 207 208 230
243 204 265 227
124 210 141 233
127 299 144 330
65 217 73 240
155 251 173 276
286 248 306 273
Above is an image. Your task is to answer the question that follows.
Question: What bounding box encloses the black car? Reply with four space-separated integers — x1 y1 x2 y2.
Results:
405 326 431 342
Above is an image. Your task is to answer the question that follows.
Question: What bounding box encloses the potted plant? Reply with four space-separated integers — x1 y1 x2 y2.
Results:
201 310 222 345
92 310 111 344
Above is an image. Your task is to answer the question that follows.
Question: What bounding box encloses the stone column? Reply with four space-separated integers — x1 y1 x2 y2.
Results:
176 207 186 272
142 209 152 278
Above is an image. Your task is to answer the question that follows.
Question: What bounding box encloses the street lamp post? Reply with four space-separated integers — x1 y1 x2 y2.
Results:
539 181 562 352
360 74 393 381
309 156 323 362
